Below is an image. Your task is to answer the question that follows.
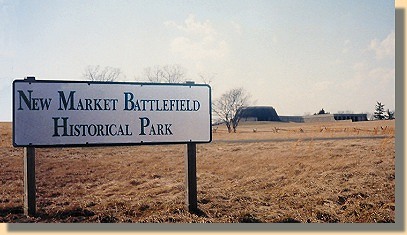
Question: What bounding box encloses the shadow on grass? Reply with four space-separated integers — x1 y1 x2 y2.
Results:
189 207 208 218
0 206 24 216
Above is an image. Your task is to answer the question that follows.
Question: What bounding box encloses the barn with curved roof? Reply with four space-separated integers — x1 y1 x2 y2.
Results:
237 106 280 122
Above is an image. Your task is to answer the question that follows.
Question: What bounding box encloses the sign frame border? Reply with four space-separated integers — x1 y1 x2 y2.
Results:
12 79 212 148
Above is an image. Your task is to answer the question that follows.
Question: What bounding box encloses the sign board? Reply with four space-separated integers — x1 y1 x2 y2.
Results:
13 80 211 147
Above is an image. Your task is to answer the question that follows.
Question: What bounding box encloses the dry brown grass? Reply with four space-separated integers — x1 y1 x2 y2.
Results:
0 120 395 223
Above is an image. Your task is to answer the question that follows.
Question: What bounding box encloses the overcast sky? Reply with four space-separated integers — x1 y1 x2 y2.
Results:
0 0 395 121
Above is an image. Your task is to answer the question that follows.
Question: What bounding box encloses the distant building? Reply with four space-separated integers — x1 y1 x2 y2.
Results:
333 114 368 122
303 114 336 123
238 106 280 122
238 106 368 123
279 116 304 123
282 114 368 123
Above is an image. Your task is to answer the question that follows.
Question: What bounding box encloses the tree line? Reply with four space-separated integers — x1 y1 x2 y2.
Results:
83 64 394 134
82 64 251 133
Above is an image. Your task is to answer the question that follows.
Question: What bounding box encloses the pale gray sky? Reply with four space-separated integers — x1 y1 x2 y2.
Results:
0 0 395 121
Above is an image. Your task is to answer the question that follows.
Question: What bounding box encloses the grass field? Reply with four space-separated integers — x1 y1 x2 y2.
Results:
0 120 395 223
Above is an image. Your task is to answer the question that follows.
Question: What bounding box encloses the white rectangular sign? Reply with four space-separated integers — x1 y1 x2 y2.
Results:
13 80 212 147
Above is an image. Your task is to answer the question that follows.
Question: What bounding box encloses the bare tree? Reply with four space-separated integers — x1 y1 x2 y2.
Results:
143 64 186 83
198 72 215 85
143 65 163 83
83 65 122 82
213 87 251 133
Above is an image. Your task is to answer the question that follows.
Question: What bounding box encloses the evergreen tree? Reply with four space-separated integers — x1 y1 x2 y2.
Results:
318 108 326 115
374 102 386 120
386 109 395 120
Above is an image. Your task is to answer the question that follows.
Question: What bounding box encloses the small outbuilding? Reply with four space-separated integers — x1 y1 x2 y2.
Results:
333 114 368 122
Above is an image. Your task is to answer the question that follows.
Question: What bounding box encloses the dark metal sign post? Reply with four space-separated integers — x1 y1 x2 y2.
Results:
23 77 37 216
185 143 198 213
184 81 198 213
23 146 36 216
